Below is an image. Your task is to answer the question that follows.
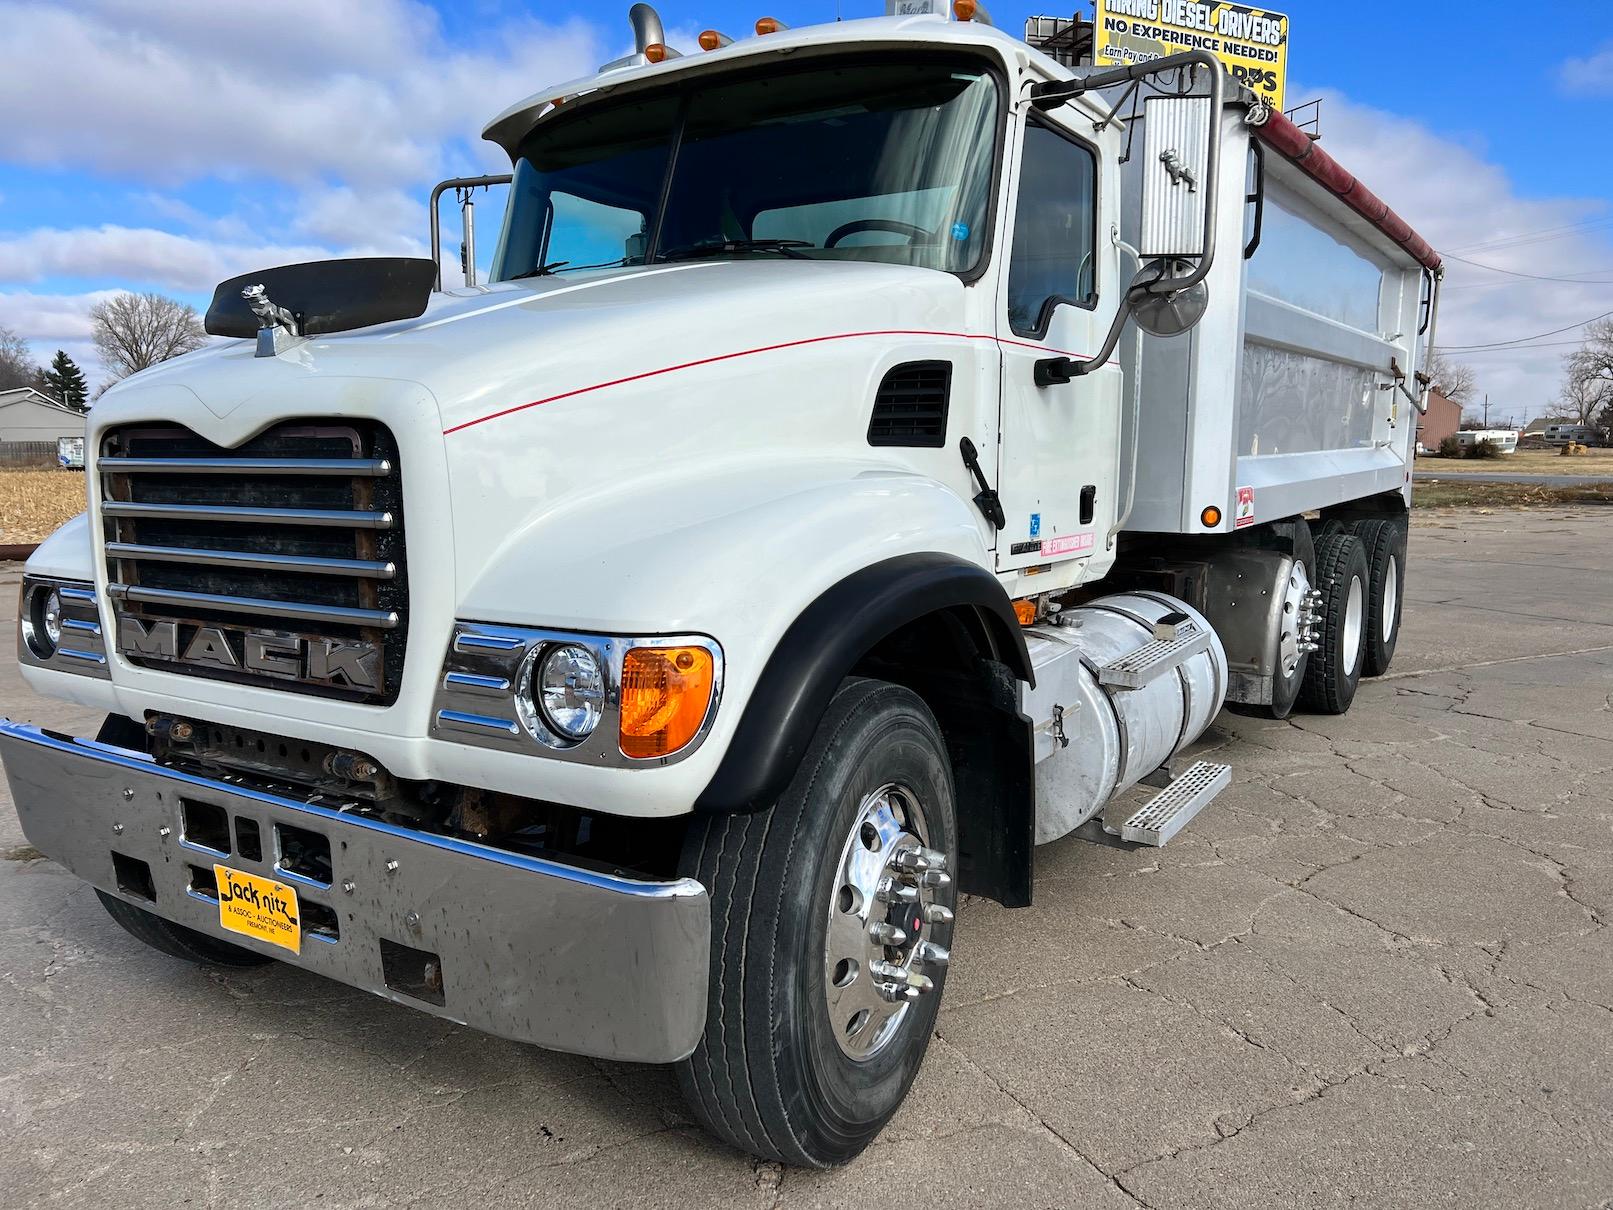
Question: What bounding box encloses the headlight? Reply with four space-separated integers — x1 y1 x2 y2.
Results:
23 585 59 659
42 589 63 647
535 643 605 741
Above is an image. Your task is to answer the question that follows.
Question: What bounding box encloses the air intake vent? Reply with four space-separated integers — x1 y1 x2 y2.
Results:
868 361 951 448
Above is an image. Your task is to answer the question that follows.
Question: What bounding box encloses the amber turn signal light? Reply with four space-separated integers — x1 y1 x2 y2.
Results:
755 16 786 35
953 0 979 19
1200 505 1223 528
1013 599 1037 626
620 646 716 759
644 42 669 63
699 29 731 50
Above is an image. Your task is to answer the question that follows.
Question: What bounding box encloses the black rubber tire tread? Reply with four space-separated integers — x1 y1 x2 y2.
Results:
675 678 956 1167
96 889 274 967
1351 517 1406 678
1299 533 1370 714
1312 518 1347 545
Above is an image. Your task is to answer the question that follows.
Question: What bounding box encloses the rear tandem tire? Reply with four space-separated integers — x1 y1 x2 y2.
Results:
1352 517 1406 677
1299 533 1371 714
1226 520 1314 720
675 679 958 1167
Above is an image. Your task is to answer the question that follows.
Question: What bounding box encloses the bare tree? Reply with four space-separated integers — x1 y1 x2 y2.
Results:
1561 316 1613 427
89 292 208 381
1424 352 1477 403
0 322 36 391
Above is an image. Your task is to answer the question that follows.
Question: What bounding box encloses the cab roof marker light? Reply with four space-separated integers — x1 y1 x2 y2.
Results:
755 16 787 35
953 0 993 24
698 29 733 50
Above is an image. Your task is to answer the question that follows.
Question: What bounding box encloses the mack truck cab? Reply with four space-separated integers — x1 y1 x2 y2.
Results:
2 6 1437 1167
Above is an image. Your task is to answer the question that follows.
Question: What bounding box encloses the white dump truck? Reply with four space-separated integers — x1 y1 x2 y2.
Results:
3 7 1441 1167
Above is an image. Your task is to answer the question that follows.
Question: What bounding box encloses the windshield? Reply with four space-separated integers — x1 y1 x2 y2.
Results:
491 56 1000 281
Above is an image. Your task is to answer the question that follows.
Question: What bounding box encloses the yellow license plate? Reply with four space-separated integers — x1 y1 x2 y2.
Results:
214 864 301 954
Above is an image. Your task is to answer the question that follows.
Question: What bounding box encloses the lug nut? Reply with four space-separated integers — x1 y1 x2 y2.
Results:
922 903 954 925
876 877 919 904
919 869 951 889
917 941 950 967
871 961 935 994
869 922 908 946
877 982 922 1003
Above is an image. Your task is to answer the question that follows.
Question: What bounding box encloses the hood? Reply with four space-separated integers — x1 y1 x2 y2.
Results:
100 259 967 431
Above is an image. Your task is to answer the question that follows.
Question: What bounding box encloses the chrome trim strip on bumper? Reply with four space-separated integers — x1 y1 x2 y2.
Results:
108 584 401 630
436 709 521 737
0 720 709 1063
106 542 398 580
99 456 393 477
101 501 395 529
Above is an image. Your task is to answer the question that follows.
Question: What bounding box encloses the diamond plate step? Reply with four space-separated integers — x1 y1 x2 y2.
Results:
1119 760 1231 846
1096 623 1211 689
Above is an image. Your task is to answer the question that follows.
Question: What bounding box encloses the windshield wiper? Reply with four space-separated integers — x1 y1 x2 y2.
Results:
508 260 571 280
659 238 814 262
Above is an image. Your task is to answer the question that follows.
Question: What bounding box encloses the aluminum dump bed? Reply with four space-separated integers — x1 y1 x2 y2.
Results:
1118 99 1439 535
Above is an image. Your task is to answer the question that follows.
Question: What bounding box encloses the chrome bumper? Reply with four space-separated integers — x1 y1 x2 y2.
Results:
0 720 709 1063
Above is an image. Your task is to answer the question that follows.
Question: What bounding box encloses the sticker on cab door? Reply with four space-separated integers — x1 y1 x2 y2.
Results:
1040 532 1095 558
1235 486 1256 529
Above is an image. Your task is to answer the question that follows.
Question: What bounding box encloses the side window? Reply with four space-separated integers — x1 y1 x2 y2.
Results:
1007 123 1098 337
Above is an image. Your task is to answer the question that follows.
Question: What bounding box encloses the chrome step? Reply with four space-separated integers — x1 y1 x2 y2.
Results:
1119 760 1231 846
1097 621 1211 689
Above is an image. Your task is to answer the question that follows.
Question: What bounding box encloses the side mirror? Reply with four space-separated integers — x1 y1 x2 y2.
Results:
1139 95 1212 262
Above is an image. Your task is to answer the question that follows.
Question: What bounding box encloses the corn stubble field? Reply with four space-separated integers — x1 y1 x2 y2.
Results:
0 463 1610 549
0 470 88 544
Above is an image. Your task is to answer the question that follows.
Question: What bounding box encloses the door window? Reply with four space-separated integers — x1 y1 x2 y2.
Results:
1007 122 1098 337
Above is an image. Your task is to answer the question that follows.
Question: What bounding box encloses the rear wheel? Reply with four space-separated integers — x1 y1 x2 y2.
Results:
1299 533 1370 714
676 679 957 1167
1227 521 1315 720
1352 517 1406 677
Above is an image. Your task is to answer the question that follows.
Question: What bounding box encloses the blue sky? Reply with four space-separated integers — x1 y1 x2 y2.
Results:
1 0 1610 417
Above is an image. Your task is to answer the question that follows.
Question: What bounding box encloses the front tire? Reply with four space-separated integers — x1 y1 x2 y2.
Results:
96 891 274 967
676 679 957 1167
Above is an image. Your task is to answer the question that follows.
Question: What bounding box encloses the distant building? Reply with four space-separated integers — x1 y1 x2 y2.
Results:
0 387 86 467
1415 389 1462 449
1522 416 1570 436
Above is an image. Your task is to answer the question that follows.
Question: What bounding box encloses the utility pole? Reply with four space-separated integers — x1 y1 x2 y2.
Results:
1483 393 1489 427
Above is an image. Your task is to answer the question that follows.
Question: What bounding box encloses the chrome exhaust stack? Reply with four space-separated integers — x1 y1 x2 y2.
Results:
600 4 682 72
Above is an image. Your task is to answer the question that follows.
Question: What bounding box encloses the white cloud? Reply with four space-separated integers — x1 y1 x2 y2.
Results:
1560 42 1613 94
1310 89 1613 421
0 0 602 188
0 225 337 292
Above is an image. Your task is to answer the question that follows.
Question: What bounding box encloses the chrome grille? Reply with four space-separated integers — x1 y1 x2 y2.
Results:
99 422 408 704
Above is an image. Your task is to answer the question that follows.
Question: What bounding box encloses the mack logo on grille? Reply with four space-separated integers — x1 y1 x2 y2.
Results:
117 615 382 692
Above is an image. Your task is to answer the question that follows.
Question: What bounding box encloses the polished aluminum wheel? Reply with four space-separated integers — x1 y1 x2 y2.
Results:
824 783 950 1061
1342 572 1365 676
1381 554 1399 643
1278 560 1321 677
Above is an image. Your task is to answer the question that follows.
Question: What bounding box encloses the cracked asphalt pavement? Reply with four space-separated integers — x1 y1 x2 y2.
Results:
3 507 1612 1208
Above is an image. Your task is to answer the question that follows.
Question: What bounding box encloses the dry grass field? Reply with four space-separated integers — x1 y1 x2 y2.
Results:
1417 448 1613 474
0 470 87 544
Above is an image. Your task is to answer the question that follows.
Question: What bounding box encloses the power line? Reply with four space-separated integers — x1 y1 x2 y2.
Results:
1438 340 1587 356
1446 215 1613 255
1444 252 1613 284
1437 308 1613 352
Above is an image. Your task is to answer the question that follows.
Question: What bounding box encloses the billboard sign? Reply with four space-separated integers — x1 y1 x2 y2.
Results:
1094 1 1289 110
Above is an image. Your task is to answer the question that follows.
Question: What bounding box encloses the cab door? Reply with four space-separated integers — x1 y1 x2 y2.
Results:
994 112 1123 578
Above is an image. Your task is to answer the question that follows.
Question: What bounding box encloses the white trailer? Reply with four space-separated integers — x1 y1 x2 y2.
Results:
2 6 1440 1170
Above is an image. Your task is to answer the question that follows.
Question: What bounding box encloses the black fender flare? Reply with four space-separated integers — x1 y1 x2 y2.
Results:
695 552 1034 849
